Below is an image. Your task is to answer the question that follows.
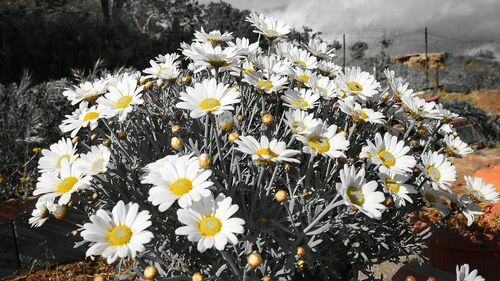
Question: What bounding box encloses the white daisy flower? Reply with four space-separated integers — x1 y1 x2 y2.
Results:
194 27 233 45
143 60 179 82
297 122 349 158
338 100 385 124
444 134 473 157
289 67 316 86
154 53 181 67
59 102 105 138
182 41 238 72
235 135 300 165
29 199 51 227
457 195 483 226
435 104 459 123
421 151 457 190
63 79 108 105
245 12 290 40
76 145 111 175
288 48 317 69
176 78 240 119
465 176 500 204
274 41 295 59
310 76 337 100
253 54 289 77
336 67 380 100
360 132 416 175
456 264 485 281
401 95 441 120
34 159 92 205
336 165 386 219
304 38 336 60
420 183 450 214
317 61 342 78
282 88 320 110
379 172 417 207
38 138 79 174
96 75 144 121
227 37 260 56
244 71 287 94
141 154 213 211
175 193 245 252
284 109 320 136
81 201 153 264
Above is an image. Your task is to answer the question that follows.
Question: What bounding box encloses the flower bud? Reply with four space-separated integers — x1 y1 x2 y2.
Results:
157 79 165 88
90 133 98 142
228 132 240 143
384 196 394 207
102 138 111 146
247 252 263 269
52 204 68 220
171 137 184 150
181 75 192 85
427 277 436 281
297 259 306 271
262 113 274 126
144 265 158 280
94 275 105 281
117 131 127 140
199 154 213 169
161 115 170 122
275 190 288 203
237 115 246 122
71 230 79 237
283 163 292 172
145 81 153 89
192 272 204 281
71 136 80 145
171 124 182 134
92 192 99 200
263 276 272 281
405 276 416 281
139 76 147 85
296 247 306 258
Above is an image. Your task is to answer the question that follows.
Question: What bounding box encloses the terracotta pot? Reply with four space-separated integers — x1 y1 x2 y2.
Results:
425 229 500 280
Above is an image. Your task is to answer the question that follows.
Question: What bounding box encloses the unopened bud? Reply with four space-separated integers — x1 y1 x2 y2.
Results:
171 125 181 134
228 132 240 142
199 154 213 169
275 190 288 203
296 247 306 258
144 265 158 280
192 272 204 281
262 114 274 126
102 138 111 146
117 131 127 140
71 136 80 145
171 137 184 150
145 81 153 89
247 252 263 269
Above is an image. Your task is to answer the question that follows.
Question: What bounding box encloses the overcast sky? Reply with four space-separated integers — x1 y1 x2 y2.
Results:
200 0 500 59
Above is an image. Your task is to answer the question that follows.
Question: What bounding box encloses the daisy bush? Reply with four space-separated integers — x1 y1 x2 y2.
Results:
29 12 499 280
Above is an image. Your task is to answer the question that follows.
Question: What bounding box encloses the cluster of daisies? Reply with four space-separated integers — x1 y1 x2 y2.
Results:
28 11 498 278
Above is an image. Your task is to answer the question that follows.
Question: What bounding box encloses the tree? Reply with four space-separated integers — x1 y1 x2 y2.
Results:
350 41 368 60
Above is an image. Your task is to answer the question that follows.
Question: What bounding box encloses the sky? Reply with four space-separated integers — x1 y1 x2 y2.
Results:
199 0 500 59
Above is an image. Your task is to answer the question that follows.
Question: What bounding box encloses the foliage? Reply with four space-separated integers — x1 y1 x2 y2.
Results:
350 41 369 60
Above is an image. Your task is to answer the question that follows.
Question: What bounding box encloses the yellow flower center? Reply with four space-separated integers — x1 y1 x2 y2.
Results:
56 154 72 169
199 215 222 237
257 80 273 91
170 178 193 196
308 136 330 153
385 178 400 194
208 60 229 68
57 176 79 194
115 96 133 110
292 99 309 109
243 68 255 76
347 81 363 92
255 148 278 165
347 186 365 206
298 74 310 83
294 60 307 68
427 166 441 181
83 111 100 122
199 98 221 111
107 225 133 246
378 150 396 168
264 29 280 38
207 37 222 45
352 110 369 123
